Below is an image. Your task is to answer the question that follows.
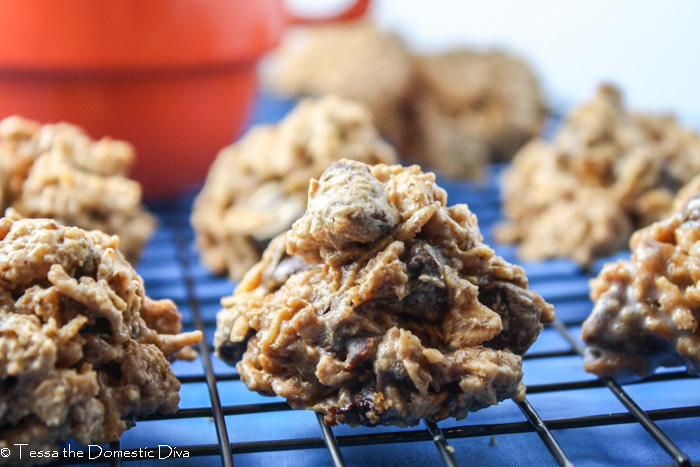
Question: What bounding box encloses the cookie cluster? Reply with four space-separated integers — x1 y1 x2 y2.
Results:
0 217 201 464
191 96 397 279
215 160 554 426
583 181 700 378
497 85 700 265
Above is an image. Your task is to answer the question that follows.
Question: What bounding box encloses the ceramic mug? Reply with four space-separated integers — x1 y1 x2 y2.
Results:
0 0 370 197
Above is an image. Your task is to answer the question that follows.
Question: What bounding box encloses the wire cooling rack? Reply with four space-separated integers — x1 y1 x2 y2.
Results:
49 95 699 467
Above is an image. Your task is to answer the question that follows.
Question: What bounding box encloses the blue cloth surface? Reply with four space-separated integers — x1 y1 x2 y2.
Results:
57 94 698 467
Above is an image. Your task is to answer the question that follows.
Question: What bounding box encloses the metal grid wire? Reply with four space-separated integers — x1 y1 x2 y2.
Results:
50 95 699 467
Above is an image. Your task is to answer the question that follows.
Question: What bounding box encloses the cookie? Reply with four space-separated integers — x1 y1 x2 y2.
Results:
582 185 700 379
403 50 544 177
497 85 700 265
0 217 201 465
215 159 554 427
0 116 155 262
191 96 396 280
272 19 412 144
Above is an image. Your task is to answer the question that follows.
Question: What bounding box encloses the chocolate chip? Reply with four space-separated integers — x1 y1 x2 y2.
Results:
400 242 449 323
479 282 541 355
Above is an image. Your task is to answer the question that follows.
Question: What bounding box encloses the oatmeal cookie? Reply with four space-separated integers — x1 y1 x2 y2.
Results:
402 50 545 178
0 217 201 465
191 96 396 280
582 186 700 379
215 159 554 427
0 116 155 262
496 85 700 265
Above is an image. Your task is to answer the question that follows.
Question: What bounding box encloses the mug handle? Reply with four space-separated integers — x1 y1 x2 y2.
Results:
286 0 371 25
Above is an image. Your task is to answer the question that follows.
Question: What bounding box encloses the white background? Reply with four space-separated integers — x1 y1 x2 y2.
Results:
289 0 700 126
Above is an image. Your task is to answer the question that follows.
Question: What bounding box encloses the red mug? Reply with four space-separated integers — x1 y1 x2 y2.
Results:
0 0 370 198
